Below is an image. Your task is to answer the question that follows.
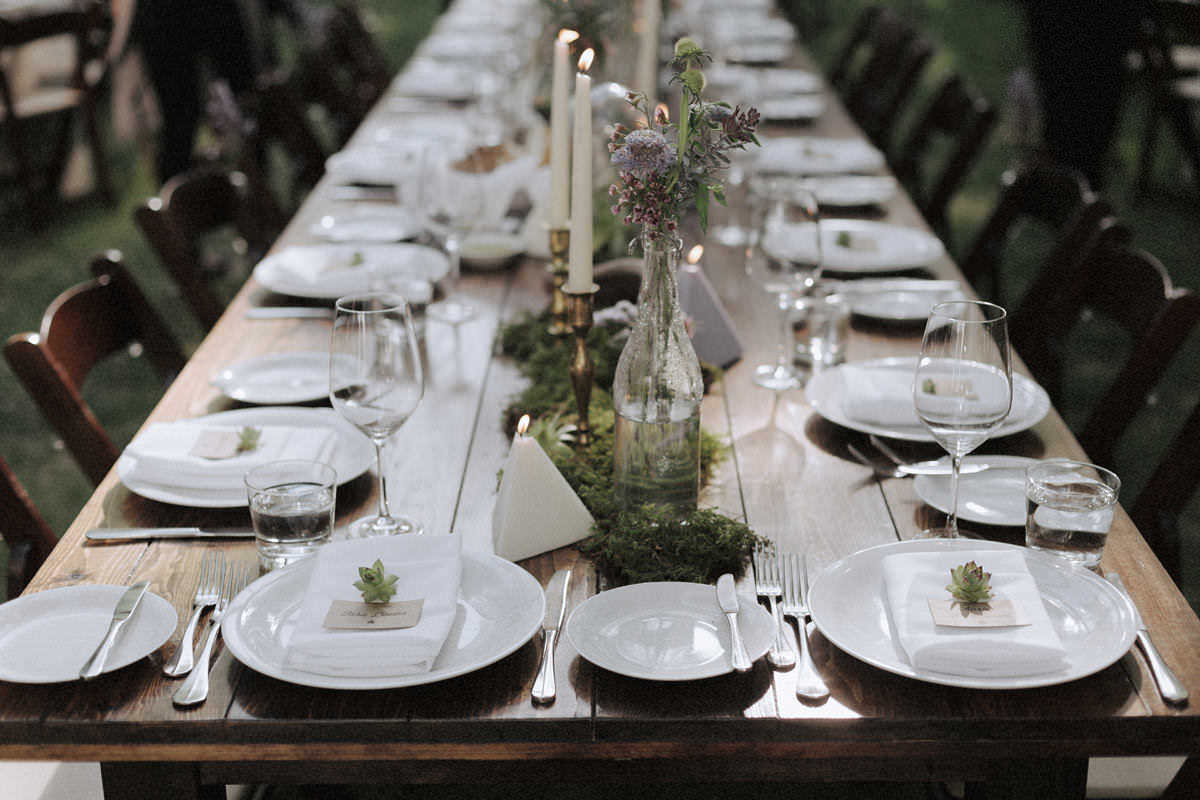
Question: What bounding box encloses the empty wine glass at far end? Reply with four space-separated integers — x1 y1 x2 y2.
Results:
330 293 425 538
913 300 1012 538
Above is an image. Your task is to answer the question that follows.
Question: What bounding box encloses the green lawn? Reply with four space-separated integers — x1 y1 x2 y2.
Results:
1 1 1196 612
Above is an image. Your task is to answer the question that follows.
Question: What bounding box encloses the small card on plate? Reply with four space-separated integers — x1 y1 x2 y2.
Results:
323 599 424 630
927 595 1028 628
189 430 245 460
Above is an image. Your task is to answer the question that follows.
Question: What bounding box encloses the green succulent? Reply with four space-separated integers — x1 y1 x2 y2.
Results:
354 559 399 604
946 561 993 605
236 426 262 453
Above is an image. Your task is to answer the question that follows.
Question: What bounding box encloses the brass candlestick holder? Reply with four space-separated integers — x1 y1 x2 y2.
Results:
547 228 570 337
565 283 598 447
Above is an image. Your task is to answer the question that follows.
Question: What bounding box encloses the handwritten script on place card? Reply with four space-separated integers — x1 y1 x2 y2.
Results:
322 599 424 630
189 430 245 460
927 595 1028 628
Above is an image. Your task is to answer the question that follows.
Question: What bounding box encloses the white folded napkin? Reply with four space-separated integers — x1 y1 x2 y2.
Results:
284 535 462 677
122 422 337 490
840 366 920 426
270 246 370 286
881 549 1067 677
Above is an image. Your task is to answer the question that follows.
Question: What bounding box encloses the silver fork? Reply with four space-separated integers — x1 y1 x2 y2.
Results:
164 551 223 677
753 543 795 669
847 442 907 479
173 561 248 707
780 552 830 701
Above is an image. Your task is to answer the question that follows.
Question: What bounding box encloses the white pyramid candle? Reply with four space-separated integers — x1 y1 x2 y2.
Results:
493 415 595 562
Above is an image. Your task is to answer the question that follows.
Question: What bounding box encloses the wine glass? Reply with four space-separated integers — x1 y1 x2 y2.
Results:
748 185 822 391
330 293 425 538
913 300 1013 538
417 144 483 325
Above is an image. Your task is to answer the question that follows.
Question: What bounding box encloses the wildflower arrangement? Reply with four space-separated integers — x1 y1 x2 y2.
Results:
608 38 760 238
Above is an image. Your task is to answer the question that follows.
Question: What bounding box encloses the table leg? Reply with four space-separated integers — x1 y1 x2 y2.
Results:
963 759 1088 800
100 762 224 800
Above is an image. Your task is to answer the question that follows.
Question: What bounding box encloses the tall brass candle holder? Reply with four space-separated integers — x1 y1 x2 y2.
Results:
547 228 570 337
565 283 598 447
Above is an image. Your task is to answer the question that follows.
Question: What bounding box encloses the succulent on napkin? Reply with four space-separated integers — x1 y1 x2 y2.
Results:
354 559 399 604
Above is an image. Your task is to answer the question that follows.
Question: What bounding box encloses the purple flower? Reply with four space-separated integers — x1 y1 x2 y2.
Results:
611 129 676 180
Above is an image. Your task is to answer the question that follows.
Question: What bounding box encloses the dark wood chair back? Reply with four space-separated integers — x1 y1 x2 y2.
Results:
135 164 282 329
960 160 1097 300
0 455 56 599
1135 0 1200 196
3 252 186 487
828 5 883 91
840 9 931 146
244 70 329 199
0 0 113 220
1132 397 1200 582
892 74 997 246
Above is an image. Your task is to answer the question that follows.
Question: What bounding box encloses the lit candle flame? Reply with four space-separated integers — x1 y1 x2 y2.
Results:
578 48 594 72
558 29 579 44
687 245 703 264
517 414 530 436
655 102 669 123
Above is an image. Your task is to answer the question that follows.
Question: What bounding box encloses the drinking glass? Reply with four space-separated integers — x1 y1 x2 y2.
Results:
246 460 337 571
330 293 425 537
913 300 1013 537
417 145 483 325
748 186 822 391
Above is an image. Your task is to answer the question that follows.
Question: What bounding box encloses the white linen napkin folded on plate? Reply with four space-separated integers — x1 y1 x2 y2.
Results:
271 246 370 286
881 549 1067 677
840 365 920 426
123 422 337 490
284 535 462 677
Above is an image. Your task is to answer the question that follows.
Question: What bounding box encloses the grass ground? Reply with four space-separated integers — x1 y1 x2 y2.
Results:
0 1 1196 614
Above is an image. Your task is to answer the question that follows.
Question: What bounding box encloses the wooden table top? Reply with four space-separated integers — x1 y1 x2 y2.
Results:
0 15 1197 800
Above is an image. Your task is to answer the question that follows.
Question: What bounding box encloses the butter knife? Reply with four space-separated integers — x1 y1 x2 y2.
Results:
245 307 334 320
87 528 256 541
79 581 150 680
1106 573 1189 705
717 573 753 673
532 569 571 704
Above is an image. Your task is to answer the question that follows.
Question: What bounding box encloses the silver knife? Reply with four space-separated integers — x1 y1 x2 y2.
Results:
79 581 150 680
717 573 753 673
245 307 334 320
896 460 989 477
1106 573 1189 705
87 528 256 541
532 569 571 704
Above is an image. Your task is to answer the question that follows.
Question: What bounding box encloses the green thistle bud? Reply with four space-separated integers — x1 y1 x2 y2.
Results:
679 68 706 96
674 37 704 61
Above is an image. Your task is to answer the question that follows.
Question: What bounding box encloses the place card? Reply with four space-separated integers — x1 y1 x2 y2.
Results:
322 599 424 630
927 595 1028 628
189 430 245 460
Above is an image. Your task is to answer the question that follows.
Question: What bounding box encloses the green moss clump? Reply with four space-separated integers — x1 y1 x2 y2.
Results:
498 312 758 586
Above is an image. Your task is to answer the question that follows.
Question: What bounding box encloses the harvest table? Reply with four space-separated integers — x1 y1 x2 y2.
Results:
0 16 1197 800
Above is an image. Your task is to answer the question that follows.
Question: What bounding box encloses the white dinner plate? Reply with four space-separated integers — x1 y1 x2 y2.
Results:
460 231 524 270
117 407 375 508
0 585 176 683
310 208 422 244
324 146 423 186
805 357 1051 442
799 175 897 208
706 65 821 96
254 244 449 300
211 352 330 404
837 279 965 322
565 582 774 681
759 95 825 122
756 136 885 176
914 456 1037 527
764 220 945 274
391 59 477 101
222 548 544 690
807 539 1138 689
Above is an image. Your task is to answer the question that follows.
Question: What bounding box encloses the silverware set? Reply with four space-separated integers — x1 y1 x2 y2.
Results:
171 558 251 706
754 544 829 701
847 435 988 478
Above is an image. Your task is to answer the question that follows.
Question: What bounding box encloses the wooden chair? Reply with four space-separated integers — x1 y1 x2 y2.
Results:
959 160 1098 303
0 454 56 599
240 69 329 209
0 0 113 220
1135 0 1200 197
3 252 186 487
828 5 883 91
135 164 283 329
1132 396 1200 582
891 74 997 248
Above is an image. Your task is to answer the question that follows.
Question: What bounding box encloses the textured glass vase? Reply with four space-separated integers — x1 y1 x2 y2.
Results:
611 229 704 513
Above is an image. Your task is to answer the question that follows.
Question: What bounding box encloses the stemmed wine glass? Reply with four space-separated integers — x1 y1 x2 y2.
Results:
417 145 483 325
330 293 425 538
913 300 1012 538
748 185 822 391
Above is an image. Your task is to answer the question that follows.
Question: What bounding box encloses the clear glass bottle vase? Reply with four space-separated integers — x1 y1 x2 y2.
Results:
611 229 704 513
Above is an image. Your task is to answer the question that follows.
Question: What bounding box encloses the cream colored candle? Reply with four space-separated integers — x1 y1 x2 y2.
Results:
635 0 661 111
567 49 595 293
549 29 577 229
